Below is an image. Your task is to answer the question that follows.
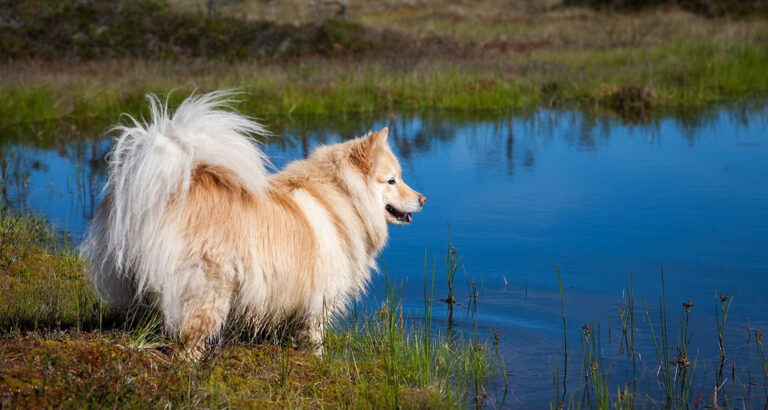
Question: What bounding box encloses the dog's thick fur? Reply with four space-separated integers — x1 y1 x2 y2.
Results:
81 92 424 357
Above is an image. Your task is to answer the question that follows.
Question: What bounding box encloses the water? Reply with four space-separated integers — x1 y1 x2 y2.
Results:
3 105 768 406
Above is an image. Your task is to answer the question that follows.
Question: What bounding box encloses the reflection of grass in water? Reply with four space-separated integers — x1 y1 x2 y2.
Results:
0 210 497 407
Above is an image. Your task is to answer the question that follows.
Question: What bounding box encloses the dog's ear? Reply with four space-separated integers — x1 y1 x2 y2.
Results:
350 128 390 175
364 127 389 156
363 128 390 155
371 127 389 149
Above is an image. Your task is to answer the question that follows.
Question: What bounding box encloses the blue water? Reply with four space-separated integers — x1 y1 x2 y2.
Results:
3 105 768 406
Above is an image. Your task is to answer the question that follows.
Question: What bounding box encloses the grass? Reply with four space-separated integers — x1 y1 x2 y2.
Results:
1 2 768 133
0 207 496 408
716 292 734 360
2 38 767 133
0 209 106 332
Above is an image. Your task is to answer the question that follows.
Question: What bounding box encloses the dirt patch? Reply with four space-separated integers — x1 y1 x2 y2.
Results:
598 84 659 120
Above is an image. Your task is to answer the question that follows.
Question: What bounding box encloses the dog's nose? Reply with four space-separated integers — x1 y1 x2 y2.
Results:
418 195 426 206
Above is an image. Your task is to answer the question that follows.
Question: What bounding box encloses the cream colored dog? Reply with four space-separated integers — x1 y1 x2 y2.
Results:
82 92 425 358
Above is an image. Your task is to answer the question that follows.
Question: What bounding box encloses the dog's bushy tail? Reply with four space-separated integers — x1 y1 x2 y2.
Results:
81 91 270 309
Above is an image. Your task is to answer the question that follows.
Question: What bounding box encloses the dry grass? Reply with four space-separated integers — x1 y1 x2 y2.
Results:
359 7 768 46
174 0 768 46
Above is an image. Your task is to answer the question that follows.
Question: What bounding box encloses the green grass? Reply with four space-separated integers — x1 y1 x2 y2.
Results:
0 208 496 408
1 37 767 132
2 2 768 132
0 209 106 332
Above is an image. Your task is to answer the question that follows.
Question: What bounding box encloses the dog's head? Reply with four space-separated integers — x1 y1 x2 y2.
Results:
350 127 425 225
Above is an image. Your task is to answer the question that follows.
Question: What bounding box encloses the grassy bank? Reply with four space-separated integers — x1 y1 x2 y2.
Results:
2 36 767 128
0 208 496 408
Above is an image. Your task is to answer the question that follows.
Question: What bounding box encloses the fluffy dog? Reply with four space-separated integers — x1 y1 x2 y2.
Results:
82 92 425 357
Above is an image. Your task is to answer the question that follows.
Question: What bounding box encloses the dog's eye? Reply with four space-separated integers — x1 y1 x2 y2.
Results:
387 178 396 185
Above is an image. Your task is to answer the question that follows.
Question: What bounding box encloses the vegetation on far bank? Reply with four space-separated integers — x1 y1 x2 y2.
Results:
6 0 761 62
1 0 768 128
2 36 767 129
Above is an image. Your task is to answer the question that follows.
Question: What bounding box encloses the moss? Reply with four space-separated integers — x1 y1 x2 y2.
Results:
0 329 463 407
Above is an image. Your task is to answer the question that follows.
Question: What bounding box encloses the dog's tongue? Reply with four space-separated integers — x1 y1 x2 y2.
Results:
405 213 412 222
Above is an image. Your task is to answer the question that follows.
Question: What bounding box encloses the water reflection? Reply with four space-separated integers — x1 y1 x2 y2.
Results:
0 139 110 234
2 102 768 406
2 102 767 238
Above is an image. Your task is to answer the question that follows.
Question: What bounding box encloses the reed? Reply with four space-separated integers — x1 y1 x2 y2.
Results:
716 293 733 360
442 222 462 331
675 300 694 405
423 249 436 384
756 330 768 381
555 266 569 407
642 267 673 403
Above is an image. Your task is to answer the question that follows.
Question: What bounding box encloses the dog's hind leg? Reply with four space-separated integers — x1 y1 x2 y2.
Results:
171 263 234 360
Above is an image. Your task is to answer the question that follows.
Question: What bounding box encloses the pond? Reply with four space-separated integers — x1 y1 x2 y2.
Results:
2 103 768 407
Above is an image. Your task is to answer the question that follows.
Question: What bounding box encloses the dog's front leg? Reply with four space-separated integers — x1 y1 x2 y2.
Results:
308 317 324 357
292 316 324 356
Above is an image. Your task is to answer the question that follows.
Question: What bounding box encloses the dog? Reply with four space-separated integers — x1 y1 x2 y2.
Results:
81 92 425 358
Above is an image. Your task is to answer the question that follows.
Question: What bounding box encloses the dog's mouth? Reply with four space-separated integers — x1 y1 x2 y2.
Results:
386 204 412 223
